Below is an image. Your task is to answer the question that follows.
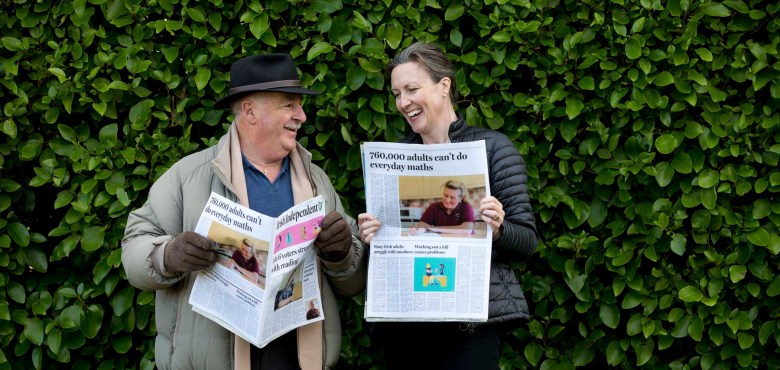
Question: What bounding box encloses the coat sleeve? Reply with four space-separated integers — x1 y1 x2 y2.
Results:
311 168 367 298
489 134 539 260
121 170 187 291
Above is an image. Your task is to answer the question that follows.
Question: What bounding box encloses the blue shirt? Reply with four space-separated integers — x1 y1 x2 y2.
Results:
242 155 294 218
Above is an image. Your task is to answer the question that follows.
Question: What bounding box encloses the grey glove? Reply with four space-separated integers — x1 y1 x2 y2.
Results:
314 211 352 262
164 231 218 274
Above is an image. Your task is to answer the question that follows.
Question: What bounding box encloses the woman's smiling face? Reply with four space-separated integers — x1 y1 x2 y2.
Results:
390 62 452 136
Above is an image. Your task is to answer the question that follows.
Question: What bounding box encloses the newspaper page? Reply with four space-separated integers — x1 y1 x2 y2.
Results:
188 192 326 347
362 141 492 322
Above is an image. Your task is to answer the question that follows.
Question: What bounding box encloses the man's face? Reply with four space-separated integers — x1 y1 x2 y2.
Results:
241 243 252 259
254 92 307 154
441 187 462 211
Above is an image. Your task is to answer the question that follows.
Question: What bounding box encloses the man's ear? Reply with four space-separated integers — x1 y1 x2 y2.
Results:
241 99 257 122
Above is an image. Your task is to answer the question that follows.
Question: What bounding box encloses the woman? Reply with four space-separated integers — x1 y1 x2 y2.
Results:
358 41 538 370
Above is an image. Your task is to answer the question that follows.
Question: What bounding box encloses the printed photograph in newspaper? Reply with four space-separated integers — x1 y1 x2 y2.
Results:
399 175 488 239
207 221 268 289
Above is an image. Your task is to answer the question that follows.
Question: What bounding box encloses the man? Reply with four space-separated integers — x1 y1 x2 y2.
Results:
409 179 475 235
122 53 366 370
306 301 321 320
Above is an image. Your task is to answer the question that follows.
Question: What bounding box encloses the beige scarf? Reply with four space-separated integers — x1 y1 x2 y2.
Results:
228 125 324 370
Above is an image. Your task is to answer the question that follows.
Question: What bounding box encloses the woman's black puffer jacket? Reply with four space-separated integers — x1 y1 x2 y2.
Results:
401 114 539 326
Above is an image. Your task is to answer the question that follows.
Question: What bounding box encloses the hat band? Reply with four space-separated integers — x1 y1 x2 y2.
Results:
229 80 302 95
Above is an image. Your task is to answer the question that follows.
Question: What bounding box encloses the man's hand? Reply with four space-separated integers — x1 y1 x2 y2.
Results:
164 231 218 274
314 211 352 262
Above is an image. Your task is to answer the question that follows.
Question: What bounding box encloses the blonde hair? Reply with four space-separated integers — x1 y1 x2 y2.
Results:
443 180 467 200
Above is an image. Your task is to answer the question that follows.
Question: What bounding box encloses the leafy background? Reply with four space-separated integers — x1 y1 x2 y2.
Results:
1 0 779 369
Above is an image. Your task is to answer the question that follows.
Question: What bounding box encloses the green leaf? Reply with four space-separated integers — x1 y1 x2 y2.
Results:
108 80 129 90
653 71 674 86
670 233 686 255
112 335 133 354
492 31 511 43
450 29 463 47
678 286 703 302
8 222 30 247
111 286 136 316
24 317 45 345
703 3 731 17
729 265 747 283
461 51 477 65
1 36 24 51
249 13 270 39
104 0 127 20
599 304 620 329
195 67 211 91
186 7 205 22
565 97 584 119
7 281 26 303
752 199 771 219
444 4 465 21
2 119 17 138
129 99 154 126
697 168 719 188
524 342 543 366
386 22 403 49
80 226 105 252
747 227 769 246
47 328 62 354
689 316 704 341
59 305 84 331
0 302 8 321
606 341 625 366
162 46 179 63
82 305 104 338
694 48 713 62
31 292 52 316
625 36 642 59
655 134 678 154
738 332 755 349
48 67 67 83
307 42 334 61
635 340 654 366
352 11 371 32
99 123 118 148
767 275 780 297
671 152 693 173
578 76 595 90
559 120 578 143
58 124 78 142
312 0 343 13
654 162 674 187
25 245 48 272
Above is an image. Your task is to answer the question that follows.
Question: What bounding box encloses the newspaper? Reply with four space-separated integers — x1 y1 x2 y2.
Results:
188 192 326 347
361 141 492 322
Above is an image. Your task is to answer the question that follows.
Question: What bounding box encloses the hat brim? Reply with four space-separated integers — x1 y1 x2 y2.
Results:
214 86 321 109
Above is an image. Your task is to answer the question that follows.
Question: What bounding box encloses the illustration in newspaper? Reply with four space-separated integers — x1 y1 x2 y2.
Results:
188 192 326 347
362 141 492 322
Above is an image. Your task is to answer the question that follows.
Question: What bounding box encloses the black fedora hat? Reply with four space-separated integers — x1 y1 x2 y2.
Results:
214 53 320 109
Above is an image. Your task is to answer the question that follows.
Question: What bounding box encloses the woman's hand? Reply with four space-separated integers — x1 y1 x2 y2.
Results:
358 213 382 244
479 196 505 239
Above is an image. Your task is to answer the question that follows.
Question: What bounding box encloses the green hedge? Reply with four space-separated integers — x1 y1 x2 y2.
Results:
1 0 778 369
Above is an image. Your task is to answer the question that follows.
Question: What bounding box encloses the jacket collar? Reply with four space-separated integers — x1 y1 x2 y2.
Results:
211 121 316 207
